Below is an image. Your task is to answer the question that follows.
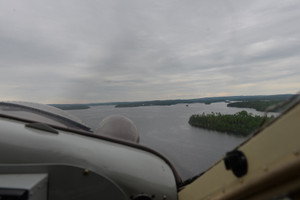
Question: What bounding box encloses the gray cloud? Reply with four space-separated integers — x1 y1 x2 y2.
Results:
0 0 299 103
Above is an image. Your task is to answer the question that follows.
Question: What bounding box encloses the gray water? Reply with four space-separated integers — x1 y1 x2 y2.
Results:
68 102 276 181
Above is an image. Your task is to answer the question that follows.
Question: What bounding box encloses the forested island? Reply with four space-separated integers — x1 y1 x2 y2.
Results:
189 111 274 137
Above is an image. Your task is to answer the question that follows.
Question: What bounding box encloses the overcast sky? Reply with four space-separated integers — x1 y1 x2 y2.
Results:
0 0 299 104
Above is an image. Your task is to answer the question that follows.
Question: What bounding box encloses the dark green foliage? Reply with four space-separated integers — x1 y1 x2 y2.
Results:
227 100 284 112
189 111 274 137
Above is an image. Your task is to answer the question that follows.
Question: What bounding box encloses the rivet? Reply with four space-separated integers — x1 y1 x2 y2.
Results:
163 195 167 199
83 169 89 176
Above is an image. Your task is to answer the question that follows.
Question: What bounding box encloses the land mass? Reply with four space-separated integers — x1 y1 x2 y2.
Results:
189 111 274 137
227 100 285 112
114 94 292 108
49 94 293 110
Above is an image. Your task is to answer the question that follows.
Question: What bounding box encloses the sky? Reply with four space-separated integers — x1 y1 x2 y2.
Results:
0 0 299 104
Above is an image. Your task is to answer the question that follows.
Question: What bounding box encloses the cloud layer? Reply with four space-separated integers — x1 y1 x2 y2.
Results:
1 0 299 103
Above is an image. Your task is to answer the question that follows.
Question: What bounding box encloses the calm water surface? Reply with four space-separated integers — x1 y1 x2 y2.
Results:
68 102 275 181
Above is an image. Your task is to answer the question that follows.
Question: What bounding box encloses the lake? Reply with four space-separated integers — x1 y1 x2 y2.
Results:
68 102 276 181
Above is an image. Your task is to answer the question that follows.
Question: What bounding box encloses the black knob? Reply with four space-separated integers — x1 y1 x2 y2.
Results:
224 150 248 178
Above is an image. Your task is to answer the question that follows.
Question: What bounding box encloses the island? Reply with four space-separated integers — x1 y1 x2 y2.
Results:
188 111 274 137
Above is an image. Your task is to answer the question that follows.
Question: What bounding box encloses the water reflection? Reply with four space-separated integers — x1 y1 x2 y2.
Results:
68 102 275 180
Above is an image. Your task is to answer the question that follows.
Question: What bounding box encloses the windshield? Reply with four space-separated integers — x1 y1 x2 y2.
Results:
1 0 299 181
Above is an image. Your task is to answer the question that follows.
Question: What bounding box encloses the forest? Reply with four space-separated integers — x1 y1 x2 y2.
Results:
189 111 274 137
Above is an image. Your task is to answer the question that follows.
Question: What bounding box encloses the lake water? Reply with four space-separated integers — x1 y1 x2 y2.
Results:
68 102 276 181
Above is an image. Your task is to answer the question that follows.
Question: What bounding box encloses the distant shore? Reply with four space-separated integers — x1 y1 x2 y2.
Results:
114 94 292 109
227 100 285 112
50 94 293 110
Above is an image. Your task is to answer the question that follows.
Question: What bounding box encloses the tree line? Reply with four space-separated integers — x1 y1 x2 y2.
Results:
189 111 274 137
227 100 284 112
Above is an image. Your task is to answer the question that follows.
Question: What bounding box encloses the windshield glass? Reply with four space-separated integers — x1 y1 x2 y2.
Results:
1 0 299 181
